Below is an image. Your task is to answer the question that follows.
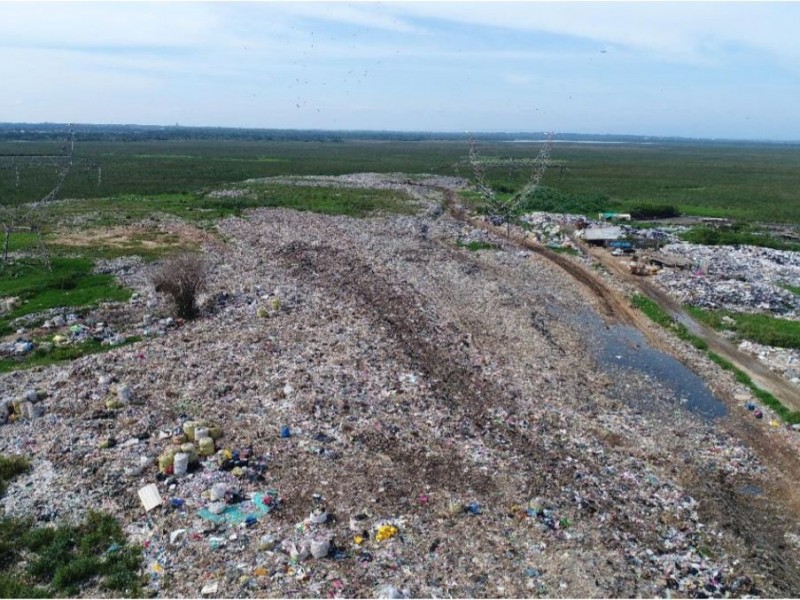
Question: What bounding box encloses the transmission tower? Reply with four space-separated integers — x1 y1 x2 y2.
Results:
0 126 101 267
468 132 553 236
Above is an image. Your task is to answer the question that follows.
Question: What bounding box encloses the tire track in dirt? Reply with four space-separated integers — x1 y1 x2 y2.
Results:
272 239 573 503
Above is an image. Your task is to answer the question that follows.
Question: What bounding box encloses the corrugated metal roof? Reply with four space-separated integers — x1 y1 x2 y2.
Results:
583 226 623 241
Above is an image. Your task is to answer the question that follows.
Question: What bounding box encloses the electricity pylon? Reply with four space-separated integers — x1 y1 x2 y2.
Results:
0 126 100 267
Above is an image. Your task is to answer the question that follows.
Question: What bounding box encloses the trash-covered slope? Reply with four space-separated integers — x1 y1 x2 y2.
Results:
2 176 800 598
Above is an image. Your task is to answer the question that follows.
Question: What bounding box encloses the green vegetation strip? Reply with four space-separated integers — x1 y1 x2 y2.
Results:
0 258 131 336
631 294 800 424
707 352 800 424
456 240 498 252
0 336 142 374
781 283 800 296
630 295 707 350
37 185 414 232
238 183 415 218
0 455 144 597
680 225 800 252
687 306 800 349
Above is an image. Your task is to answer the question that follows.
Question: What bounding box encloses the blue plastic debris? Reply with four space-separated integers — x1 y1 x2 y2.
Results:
280 426 291 438
198 491 280 524
467 502 482 515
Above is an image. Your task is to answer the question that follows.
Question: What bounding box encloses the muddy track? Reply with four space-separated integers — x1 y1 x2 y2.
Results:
690 471 800 596
436 187 637 324
440 185 800 413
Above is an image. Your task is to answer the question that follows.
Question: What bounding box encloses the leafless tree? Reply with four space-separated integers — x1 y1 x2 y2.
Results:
151 253 208 320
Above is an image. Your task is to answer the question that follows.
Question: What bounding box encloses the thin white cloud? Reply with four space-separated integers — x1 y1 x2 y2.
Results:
0 1 797 138
272 2 423 34
387 2 800 66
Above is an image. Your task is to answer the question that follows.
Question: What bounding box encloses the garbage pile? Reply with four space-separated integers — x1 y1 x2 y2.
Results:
0 314 137 360
738 340 800 384
0 388 45 424
654 242 800 316
0 177 796 598
519 211 585 248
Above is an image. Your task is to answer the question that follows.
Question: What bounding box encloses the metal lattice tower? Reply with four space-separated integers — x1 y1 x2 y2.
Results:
0 126 101 267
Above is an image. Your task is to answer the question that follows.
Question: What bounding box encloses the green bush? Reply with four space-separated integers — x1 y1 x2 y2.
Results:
0 503 144 598
630 204 680 219
680 225 800 252
0 455 29 496
516 186 613 216
456 240 497 252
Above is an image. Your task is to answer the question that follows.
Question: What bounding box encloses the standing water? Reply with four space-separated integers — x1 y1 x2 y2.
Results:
577 312 728 421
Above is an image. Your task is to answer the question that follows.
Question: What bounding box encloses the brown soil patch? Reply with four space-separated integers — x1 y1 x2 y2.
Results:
53 223 215 251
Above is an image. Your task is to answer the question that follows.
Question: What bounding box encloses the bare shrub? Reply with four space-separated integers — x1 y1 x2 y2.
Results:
151 253 207 320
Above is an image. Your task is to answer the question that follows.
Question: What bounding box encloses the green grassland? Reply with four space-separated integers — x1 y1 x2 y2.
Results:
687 306 800 349
0 456 143 597
3 138 800 223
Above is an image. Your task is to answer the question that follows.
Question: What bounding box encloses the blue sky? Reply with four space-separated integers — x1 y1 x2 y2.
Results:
1 1 799 140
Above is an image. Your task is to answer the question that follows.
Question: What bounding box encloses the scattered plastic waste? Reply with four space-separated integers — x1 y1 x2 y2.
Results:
310 537 331 559
197 491 281 524
375 524 398 542
376 584 407 599
309 507 328 524
200 581 219 595
138 483 163 512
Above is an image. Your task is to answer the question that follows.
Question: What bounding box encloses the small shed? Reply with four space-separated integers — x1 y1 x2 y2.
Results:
581 226 624 246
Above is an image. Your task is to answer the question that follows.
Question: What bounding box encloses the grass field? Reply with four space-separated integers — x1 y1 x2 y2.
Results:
687 306 800 349
3 138 800 223
0 258 131 335
0 454 143 597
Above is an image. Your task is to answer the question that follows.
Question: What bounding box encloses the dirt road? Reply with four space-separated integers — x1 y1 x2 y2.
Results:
587 245 800 412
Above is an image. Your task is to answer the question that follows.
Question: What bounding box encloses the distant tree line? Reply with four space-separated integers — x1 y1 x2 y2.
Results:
2 123 795 146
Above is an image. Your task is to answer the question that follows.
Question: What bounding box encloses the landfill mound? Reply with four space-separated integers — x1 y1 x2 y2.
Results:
2 175 800 598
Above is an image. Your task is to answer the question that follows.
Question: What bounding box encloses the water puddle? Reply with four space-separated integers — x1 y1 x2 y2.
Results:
577 312 728 421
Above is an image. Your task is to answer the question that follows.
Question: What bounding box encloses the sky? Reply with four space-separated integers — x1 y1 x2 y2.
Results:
1 1 799 141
